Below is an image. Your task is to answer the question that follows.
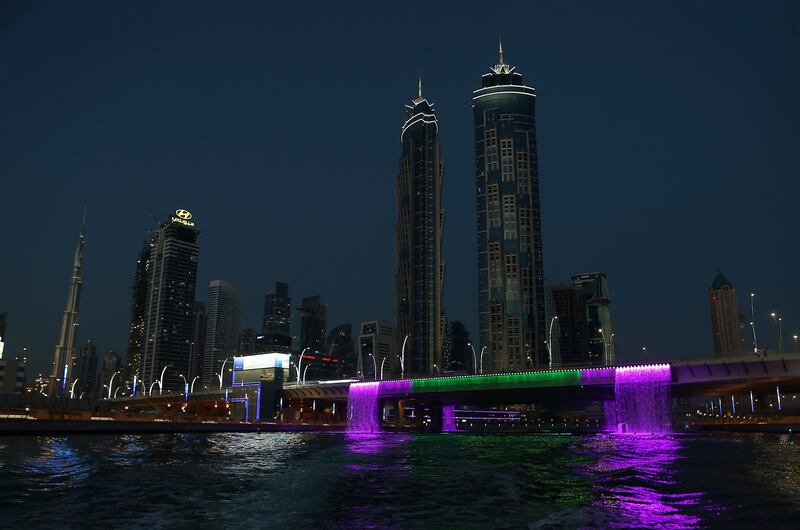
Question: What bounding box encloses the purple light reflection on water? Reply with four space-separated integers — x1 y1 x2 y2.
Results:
582 434 714 528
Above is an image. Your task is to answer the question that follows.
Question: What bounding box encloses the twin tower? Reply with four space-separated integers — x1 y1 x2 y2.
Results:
394 44 545 376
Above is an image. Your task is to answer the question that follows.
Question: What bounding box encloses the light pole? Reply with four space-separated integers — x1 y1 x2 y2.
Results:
158 365 169 395
178 374 189 401
380 356 387 381
302 364 310 385
598 328 609 366
750 293 759 353
468 342 478 374
218 357 232 389
190 376 199 393
793 334 798 353
106 371 120 400
400 335 409 379
149 381 158 396
114 387 122 398
70 378 79 399
368 353 378 381
479 346 486 374
770 312 784 355
296 348 308 385
547 316 558 370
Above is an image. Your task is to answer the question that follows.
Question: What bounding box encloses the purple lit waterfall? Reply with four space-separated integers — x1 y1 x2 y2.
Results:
347 382 381 433
442 405 457 432
614 364 672 433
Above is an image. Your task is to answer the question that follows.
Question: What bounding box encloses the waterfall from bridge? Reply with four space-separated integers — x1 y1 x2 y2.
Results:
347 382 380 433
442 405 457 432
614 364 672 433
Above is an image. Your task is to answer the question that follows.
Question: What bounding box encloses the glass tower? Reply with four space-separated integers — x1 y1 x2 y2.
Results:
139 210 200 391
395 79 445 376
474 44 545 371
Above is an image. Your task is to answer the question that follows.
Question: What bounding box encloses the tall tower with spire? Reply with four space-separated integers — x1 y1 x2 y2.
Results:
51 215 85 394
395 78 446 375
474 41 546 371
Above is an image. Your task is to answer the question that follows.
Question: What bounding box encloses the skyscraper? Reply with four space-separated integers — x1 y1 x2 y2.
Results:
709 271 745 357
51 218 85 394
474 43 545 371
138 209 200 391
188 301 206 381
263 282 291 352
395 79 445 376
545 273 616 368
357 320 395 379
73 338 98 398
202 280 241 385
573 272 615 365
327 323 353 377
299 295 327 353
126 236 154 381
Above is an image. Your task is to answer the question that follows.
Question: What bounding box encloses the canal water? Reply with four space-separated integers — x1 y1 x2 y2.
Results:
0 432 798 529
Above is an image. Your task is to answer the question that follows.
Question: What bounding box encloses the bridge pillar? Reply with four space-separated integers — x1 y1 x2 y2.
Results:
395 399 406 428
428 402 443 433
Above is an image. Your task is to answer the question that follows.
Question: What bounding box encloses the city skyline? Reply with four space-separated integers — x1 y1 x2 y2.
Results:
2 2 798 376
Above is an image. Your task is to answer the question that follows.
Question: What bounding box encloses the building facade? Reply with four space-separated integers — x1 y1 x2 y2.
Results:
202 280 241 385
395 79 445 377
138 209 200 391
263 282 292 352
188 301 206 381
357 320 395 380
474 44 545 371
0 357 26 394
709 271 745 357
73 338 98 398
546 273 615 368
51 219 85 395
327 323 353 378
298 296 327 353
126 237 154 382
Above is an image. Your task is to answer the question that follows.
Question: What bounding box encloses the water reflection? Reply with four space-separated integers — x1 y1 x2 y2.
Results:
580 434 709 528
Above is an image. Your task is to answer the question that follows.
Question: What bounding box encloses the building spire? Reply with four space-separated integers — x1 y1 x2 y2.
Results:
418 76 423 99
499 36 504 65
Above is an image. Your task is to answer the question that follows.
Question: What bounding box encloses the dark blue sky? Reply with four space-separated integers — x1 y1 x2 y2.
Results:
2 1 798 375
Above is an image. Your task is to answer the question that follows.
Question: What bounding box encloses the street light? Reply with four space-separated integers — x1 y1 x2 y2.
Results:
149 381 158 396
380 356 387 381
106 371 120 400
218 357 233 389
598 328 609 366
178 374 189 401
750 293 759 353
190 376 199 393
69 378 79 399
158 365 169 395
400 335 409 379
793 334 798 353
468 342 478 374
770 312 784 355
479 346 486 374
368 353 378 381
547 316 558 370
302 364 310 385
296 348 308 385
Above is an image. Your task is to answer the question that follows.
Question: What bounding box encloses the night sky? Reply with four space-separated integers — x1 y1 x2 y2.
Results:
2 1 798 375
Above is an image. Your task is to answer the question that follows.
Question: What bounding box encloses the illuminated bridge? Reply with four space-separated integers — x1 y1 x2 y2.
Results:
110 355 800 432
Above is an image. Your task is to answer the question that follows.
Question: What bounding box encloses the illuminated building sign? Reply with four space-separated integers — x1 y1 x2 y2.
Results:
170 209 195 227
233 353 291 371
